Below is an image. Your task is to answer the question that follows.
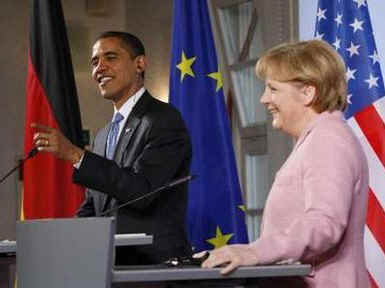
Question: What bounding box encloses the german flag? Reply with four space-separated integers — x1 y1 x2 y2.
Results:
23 0 84 219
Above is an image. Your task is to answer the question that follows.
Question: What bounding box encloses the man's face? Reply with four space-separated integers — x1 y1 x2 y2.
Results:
91 37 143 105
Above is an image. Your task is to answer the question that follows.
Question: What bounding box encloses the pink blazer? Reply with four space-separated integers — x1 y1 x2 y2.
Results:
252 111 369 288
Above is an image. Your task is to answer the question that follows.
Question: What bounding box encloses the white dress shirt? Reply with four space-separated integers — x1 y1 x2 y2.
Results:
74 87 145 168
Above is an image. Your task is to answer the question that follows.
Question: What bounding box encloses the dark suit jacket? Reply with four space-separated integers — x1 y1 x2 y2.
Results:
74 91 192 265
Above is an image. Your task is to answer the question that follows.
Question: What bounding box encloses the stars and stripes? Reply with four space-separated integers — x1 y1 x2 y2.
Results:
315 1 385 287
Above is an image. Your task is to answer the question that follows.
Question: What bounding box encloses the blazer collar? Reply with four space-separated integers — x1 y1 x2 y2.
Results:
113 91 153 162
293 110 344 151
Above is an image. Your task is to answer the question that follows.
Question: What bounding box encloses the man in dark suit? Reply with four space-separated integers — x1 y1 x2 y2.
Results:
32 31 192 265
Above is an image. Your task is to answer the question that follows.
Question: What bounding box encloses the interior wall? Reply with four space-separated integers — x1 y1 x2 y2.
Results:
125 1 173 102
0 1 29 241
62 0 127 139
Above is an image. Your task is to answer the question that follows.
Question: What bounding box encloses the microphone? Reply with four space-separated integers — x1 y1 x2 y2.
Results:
0 147 39 184
100 174 196 216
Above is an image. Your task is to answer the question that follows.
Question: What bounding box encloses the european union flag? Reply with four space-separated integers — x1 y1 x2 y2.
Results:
169 0 249 252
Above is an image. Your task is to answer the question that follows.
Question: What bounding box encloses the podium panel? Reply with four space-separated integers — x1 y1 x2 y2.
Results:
112 264 311 287
0 240 16 288
16 217 311 288
16 217 116 288
112 264 311 283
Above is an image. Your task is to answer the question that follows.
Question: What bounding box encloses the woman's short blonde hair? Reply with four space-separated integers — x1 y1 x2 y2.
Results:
256 39 347 112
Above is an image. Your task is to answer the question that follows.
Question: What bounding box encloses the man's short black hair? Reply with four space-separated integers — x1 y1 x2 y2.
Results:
95 31 145 58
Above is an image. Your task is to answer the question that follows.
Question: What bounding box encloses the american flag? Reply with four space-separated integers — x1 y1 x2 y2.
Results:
315 0 385 287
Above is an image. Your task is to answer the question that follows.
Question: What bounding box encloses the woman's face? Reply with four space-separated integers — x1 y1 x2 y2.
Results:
260 77 314 138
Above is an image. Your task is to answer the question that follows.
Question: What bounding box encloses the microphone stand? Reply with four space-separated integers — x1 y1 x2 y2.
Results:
0 147 38 184
101 174 196 216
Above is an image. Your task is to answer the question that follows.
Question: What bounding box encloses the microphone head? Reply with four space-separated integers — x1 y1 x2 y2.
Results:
26 147 39 159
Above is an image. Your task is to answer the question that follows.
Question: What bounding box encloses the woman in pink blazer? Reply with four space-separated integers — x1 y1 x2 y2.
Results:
200 40 369 288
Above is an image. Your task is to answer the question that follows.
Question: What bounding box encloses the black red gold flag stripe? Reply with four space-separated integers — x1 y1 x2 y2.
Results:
23 0 84 218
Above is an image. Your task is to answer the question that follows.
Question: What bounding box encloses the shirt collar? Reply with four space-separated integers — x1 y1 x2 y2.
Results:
113 87 145 120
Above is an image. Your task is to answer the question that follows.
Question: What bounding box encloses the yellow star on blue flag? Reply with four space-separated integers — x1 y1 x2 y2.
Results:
238 205 246 212
176 51 196 82
169 0 249 252
208 71 223 92
206 226 233 249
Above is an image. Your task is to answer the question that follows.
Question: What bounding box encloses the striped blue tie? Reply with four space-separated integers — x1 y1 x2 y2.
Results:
106 112 124 160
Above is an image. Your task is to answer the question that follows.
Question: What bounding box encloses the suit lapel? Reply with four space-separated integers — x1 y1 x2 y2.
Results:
107 91 153 211
114 118 140 161
114 91 152 163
